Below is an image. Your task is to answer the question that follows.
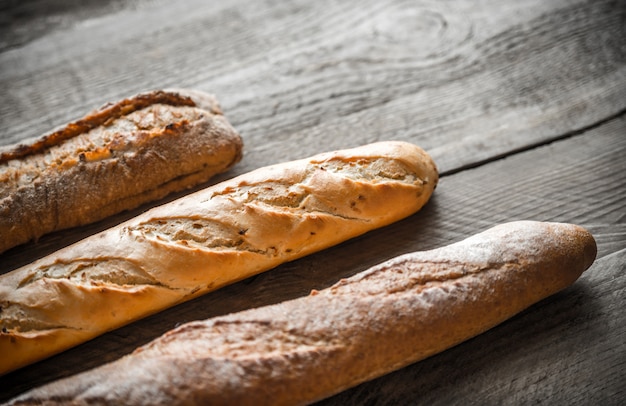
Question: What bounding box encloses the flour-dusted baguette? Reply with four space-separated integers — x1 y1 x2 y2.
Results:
0 89 243 253
4 221 596 405
0 141 438 375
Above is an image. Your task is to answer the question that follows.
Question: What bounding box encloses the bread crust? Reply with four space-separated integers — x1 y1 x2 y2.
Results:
0 89 243 253
0 141 438 375
4 221 596 405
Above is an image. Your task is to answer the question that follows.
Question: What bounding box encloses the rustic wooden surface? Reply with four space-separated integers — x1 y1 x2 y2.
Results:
1 0 625 403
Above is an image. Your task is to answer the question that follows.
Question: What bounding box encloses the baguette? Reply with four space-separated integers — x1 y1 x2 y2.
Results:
4 221 596 405
0 141 438 375
0 89 243 253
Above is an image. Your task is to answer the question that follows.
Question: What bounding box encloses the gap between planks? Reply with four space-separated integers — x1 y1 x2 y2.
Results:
439 106 626 177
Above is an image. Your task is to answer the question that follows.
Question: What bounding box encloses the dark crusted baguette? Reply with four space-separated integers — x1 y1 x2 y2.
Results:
0 141 438 375
0 89 243 253
4 221 596 405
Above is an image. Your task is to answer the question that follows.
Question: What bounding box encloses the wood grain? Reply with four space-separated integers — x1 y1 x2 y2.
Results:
0 0 624 403
1 0 624 173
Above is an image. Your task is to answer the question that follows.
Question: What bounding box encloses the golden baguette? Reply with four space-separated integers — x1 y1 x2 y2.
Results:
0 141 438 375
4 221 596 405
0 89 243 253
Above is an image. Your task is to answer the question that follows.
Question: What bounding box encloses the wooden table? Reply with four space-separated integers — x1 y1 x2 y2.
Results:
1 0 624 403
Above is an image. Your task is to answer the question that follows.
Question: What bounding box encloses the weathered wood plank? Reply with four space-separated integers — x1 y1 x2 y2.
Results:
1 0 624 271
0 0 140 52
1 0 624 175
1 111 623 403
